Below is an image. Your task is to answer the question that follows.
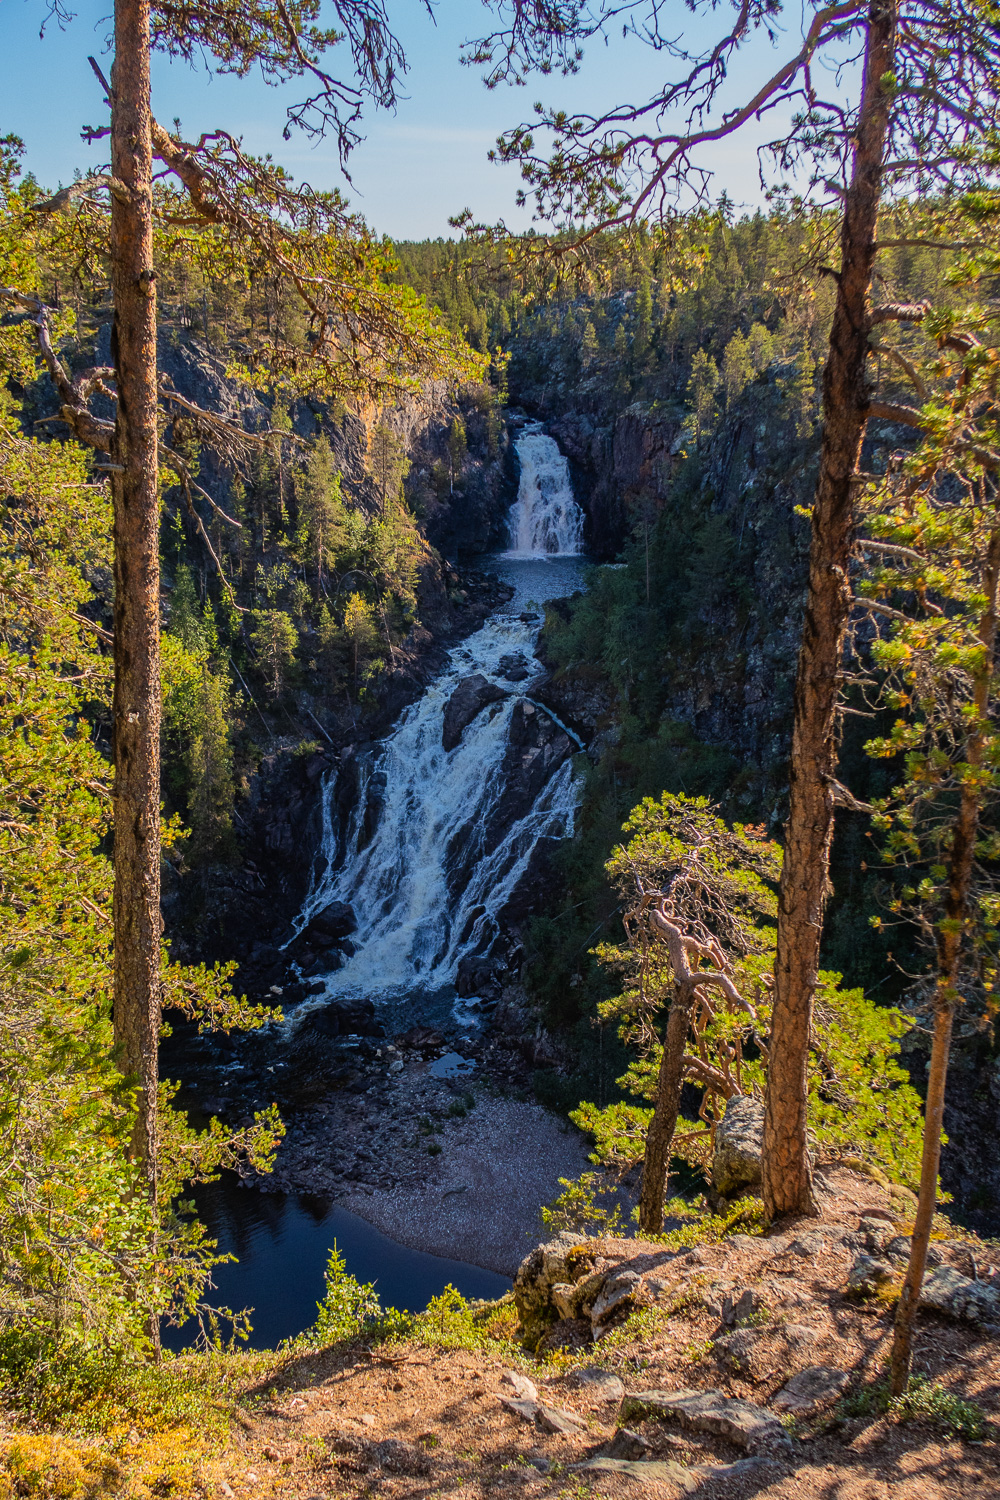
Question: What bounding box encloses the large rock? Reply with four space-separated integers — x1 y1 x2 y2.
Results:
772 1366 850 1415
513 1232 589 1346
442 674 508 751
920 1265 1000 1323
622 1388 791 1454
711 1094 764 1197
574 1457 778 1495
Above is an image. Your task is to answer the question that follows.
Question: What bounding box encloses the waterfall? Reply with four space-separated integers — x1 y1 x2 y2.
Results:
505 427 585 557
290 431 585 1029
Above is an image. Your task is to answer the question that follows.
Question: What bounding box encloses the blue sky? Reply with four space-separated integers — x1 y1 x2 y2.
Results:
1 0 844 238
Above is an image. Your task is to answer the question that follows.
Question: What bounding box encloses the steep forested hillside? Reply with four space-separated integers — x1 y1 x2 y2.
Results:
394 213 994 1221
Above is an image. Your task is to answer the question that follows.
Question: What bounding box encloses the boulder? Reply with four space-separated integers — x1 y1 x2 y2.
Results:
397 1026 445 1053
591 1270 643 1328
604 1429 650 1460
574 1458 777 1495
513 1231 589 1346
622 1388 792 1454
456 954 497 998
570 1368 625 1403
920 1265 1000 1323
305 997 384 1040
847 1253 896 1296
305 899 357 942
772 1366 850 1416
711 1095 764 1197
442 674 508 752
498 652 531 682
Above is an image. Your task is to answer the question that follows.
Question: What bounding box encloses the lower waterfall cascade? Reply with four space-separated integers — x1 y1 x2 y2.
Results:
289 427 587 1029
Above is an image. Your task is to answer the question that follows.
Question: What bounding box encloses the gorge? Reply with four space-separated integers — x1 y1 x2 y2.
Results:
167 425 603 1345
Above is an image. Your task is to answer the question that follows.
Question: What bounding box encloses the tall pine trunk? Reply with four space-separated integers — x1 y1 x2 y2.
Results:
762 0 897 1219
110 0 161 1202
889 528 1000 1394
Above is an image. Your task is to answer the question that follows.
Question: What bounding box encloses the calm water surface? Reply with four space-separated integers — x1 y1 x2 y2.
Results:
164 1177 511 1351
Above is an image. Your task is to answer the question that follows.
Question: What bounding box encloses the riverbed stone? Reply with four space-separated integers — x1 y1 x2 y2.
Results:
711 1095 764 1197
442 674 508 751
499 653 531 682
622 1388 792 1453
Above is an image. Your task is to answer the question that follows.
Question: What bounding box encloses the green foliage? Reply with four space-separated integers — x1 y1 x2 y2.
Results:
414 1287 518 1354
569 792 924 1188
294 438 351 583
161 616 237 863
842 1375 988 1442
0 294 280 1370
293 1245 383 1349
249 608 298 700
540 1173 624 1235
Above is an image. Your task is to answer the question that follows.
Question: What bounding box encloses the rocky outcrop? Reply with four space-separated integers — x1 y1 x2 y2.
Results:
920 1265 1000 1324
621 1388 791 1455
442 675 509 752
711 1094 764 1197
513 1232 690 1349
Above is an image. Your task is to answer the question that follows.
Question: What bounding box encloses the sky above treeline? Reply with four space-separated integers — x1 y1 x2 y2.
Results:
3 0 838 239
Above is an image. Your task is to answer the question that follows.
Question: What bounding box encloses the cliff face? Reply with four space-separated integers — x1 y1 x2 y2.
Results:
146 333 519 969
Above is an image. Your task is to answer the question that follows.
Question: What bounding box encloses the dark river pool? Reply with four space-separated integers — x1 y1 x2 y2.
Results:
163 1176 511 1351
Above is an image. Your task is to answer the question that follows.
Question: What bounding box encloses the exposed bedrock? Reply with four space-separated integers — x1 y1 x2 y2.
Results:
442 674 509 752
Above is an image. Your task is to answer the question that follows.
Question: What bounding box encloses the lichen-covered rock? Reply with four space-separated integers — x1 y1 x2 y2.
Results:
847 1253 896 1295
591 1269 643 1328
574 1457 779 1495
571 1367 625 1403
711 1095 764 1197
772 1366 849 1415
920 1265 1000 1323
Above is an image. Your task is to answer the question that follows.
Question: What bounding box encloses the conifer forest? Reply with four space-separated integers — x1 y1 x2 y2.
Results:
5 1 1000 1495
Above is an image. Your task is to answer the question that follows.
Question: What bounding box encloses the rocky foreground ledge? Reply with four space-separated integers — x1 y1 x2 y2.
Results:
224 1163 1000 1500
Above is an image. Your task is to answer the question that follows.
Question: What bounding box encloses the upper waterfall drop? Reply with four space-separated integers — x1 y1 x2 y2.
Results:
288 428 588 1032
506 428 585 557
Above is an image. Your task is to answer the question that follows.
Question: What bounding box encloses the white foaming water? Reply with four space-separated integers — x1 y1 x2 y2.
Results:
291 434 585 1031
505 427 585 557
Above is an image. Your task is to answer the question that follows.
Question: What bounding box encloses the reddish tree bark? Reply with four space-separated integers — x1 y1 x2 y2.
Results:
762 0 898 1219
890 528 1000 1394
109 0 162 1201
